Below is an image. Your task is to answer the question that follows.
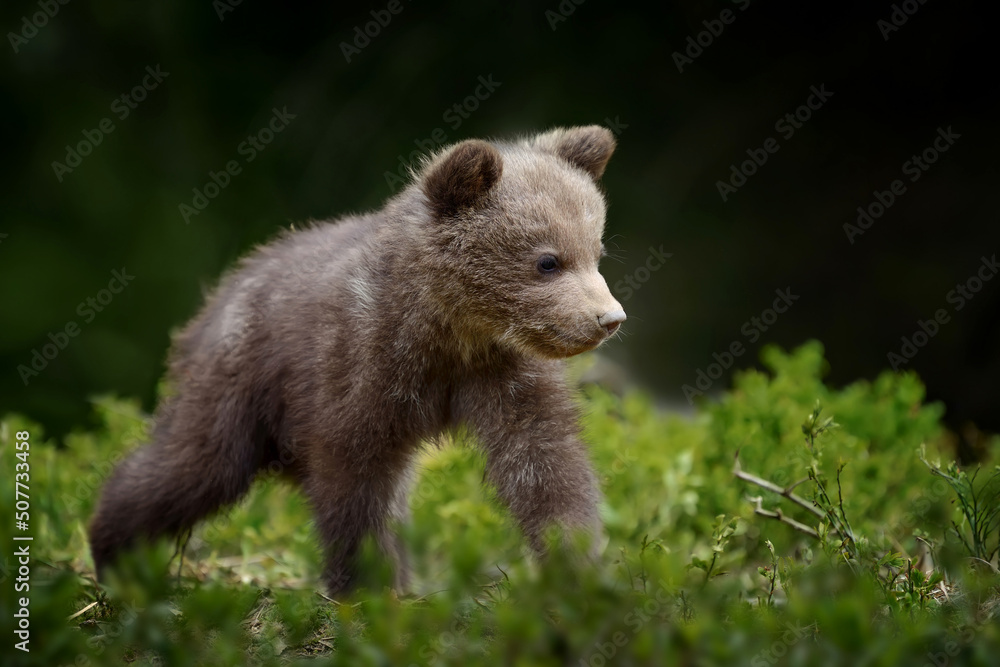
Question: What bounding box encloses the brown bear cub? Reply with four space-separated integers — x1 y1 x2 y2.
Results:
89 125 627 594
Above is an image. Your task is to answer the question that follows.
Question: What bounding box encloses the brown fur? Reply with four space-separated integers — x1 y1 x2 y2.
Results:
89 125 626 594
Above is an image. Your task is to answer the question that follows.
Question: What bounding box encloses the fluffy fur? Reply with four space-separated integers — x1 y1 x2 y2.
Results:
89 125 626 594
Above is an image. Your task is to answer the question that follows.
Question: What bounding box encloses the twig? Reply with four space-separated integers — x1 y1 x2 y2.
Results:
967 556 1000 575
785 477 811 493
747 496 820 539
315 591 342 606
67 601 99 622
315 591 362 608
410 589 449 603
835 464 856 543
733 456 828 522
169 527 193 585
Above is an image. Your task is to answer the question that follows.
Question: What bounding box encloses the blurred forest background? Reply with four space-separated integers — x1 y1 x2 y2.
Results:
1 0 996 438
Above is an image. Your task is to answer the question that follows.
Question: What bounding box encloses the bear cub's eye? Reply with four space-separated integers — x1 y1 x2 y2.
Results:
536 254 560 274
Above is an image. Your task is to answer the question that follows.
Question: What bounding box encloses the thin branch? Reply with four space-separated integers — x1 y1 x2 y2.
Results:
747 496 820 539
733 456 827 521
966 556 1000 575
835 464 856 542
409 589 449 603
785 477 811 493
314 591 364 609
67 601 99 622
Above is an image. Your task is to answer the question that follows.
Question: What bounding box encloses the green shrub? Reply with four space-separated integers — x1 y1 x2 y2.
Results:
1 341 997 666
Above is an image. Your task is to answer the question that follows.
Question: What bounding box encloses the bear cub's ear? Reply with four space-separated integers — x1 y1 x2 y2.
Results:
530 125 616 180
422 140 503 218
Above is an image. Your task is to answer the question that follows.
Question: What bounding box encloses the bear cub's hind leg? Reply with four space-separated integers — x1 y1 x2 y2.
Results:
303 450 414 596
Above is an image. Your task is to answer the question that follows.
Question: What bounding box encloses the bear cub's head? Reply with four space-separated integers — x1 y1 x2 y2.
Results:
418 125 626 360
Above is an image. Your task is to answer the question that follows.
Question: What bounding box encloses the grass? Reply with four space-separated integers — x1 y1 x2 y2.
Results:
1 341 998 666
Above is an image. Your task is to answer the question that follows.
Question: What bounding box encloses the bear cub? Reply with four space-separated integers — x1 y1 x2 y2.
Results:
89 125 627 594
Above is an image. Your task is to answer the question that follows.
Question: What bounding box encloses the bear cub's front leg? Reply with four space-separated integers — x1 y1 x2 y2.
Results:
463 368 603 558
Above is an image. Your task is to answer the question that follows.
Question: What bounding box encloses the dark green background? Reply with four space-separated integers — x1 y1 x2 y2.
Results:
1 1 996 436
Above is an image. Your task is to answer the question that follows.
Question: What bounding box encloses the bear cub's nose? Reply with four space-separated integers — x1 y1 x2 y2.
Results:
598 309 627 336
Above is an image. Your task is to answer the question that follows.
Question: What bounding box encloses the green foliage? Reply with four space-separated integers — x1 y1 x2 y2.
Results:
921 453 1000 570
2 341 999 666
